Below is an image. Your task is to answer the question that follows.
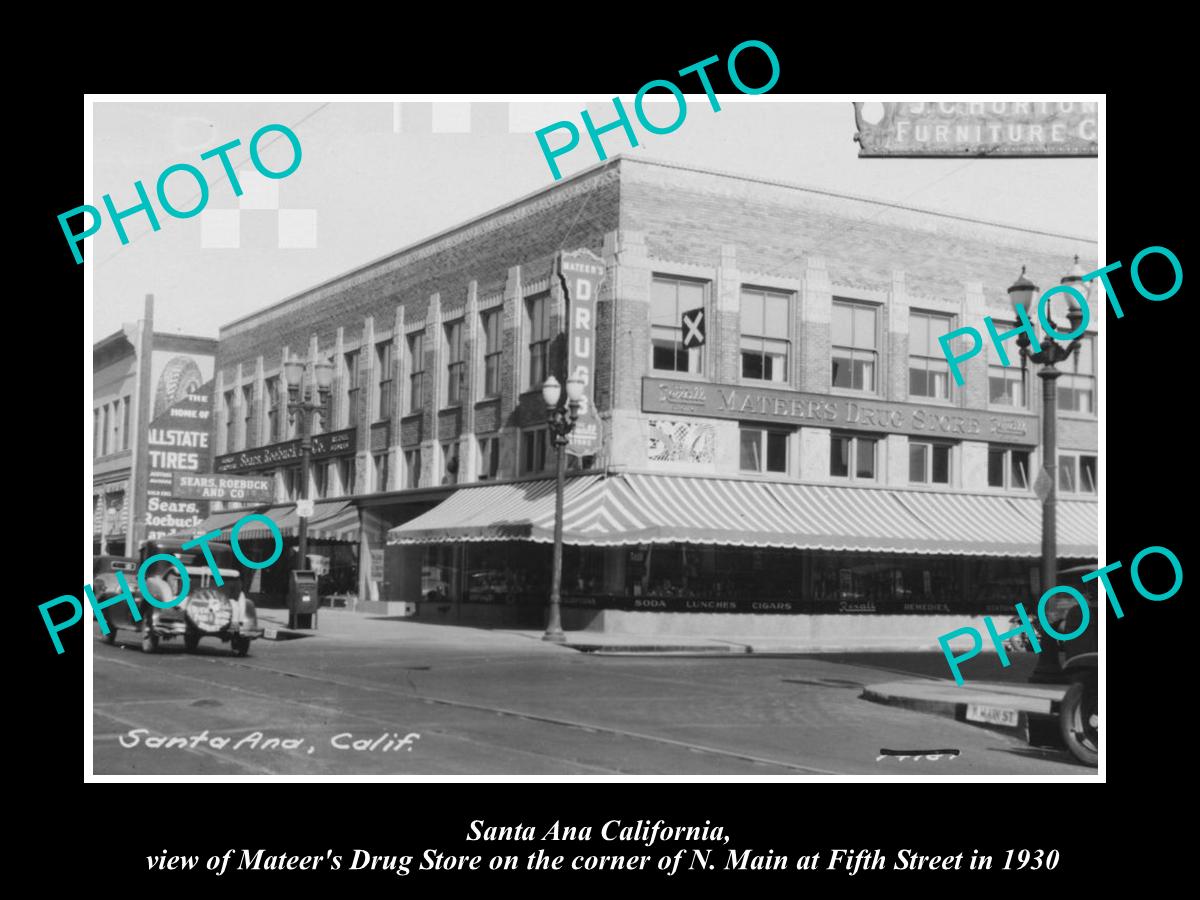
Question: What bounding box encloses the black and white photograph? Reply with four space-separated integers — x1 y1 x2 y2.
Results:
80 94 1108 780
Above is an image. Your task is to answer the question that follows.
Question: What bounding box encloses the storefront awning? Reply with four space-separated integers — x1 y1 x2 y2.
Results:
388 472 1097 558
234 501 359 542
170 501 361 544
306 501 361 542
387 476 603 543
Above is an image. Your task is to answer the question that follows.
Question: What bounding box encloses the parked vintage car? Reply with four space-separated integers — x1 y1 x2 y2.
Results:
92 538 263 656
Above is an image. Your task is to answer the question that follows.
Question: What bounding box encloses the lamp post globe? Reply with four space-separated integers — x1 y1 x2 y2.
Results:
315 357 334 390
542 375 562 410
283 354 304 387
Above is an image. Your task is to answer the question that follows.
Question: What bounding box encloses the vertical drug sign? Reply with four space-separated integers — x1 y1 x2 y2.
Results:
558 248 604 457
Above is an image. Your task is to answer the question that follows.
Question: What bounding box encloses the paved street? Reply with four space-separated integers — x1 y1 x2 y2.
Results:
92 616 1085 776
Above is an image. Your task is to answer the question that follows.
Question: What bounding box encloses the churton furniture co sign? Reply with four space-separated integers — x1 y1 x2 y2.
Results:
853 101 1098 158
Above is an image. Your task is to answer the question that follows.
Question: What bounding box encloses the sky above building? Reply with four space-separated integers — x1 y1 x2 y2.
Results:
90 99 1099 339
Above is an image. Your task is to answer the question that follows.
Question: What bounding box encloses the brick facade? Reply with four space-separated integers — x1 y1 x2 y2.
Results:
215 156 1097 503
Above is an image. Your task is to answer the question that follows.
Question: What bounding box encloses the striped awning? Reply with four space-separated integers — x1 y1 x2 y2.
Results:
388 476 602 544
234 502 358 541
171 502 361 544
388 472 1097 558
306 501 361 542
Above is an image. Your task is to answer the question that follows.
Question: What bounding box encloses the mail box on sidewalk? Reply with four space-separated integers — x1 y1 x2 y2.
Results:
288 570 320 629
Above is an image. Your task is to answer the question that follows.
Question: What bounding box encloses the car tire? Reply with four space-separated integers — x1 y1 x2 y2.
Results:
141 631 160 654
102 628 118 644
230 636 251 658
1059 678 1098 767
184 628 200 653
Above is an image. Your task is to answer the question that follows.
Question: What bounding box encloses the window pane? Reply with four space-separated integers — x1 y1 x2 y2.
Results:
766 431 787 473
929 366 949 399
764 293 789 335
742 348 764 380
989 371 1011 404
831 355 851 388
1012 451 1030 489
653 342 679 371
909 367 928 397
764 339 788 382
856 438 876 479
739 430 761 471
832 302 852 346
931 445 950 483
909 444 927 483
678 280 704 313
651 279 676 325
830 436 850 477
856 357 875 392
1076 336 1094 374
1059 455 1077 492
910 313 928 354
1080 456 1097 493
741 290 763 335
854 306 876 349
988 449 1005 487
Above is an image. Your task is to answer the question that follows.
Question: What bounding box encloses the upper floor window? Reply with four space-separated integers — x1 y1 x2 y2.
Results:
94 407 103 458
404 448 422 488
521 427 550 474
525 293 551 390
241 385 254 448
651 276 705 374
988 445 1031 490
223 391 236 451
373 451 389 492
407 332 426 413
739 426 788 474
1059 453 1097 494
339 456 357 496
481 308 502 398
266 377 283 443
478 435 501 481
909 310 953 400
282 466 302 501
831 300 878 392
831 433 877 481
1058 334 1096 415
376 340 394 421
121 395 132 450
741 287 790 383
344 349 361 431
441 441 459 485
988 325 1027 407
909 440 951 485
445 320 465 406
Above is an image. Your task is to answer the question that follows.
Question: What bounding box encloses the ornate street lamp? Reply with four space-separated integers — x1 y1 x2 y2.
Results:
286 354 333 617
1008 259 1091 683
542 373 585 642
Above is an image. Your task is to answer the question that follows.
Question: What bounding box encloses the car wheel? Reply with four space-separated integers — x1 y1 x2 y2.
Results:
1059 678 1098 767
102 628 118 644
184 628 200 653
141 631 160 654
230 636 251 658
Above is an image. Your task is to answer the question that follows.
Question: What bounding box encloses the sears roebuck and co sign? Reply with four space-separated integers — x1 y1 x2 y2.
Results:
853 101 1097 157
643 378 1039 445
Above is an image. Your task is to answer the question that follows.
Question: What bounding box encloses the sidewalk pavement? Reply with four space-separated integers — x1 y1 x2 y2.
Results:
258 608 991 657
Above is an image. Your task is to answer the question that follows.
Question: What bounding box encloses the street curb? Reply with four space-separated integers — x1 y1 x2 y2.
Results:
568 643 747 655
860 685 1056 738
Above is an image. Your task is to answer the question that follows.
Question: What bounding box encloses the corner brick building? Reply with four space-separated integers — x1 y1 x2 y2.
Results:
206 156 1098 645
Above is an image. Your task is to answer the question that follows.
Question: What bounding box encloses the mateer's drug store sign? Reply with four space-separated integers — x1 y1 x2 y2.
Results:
853 101 1097 157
